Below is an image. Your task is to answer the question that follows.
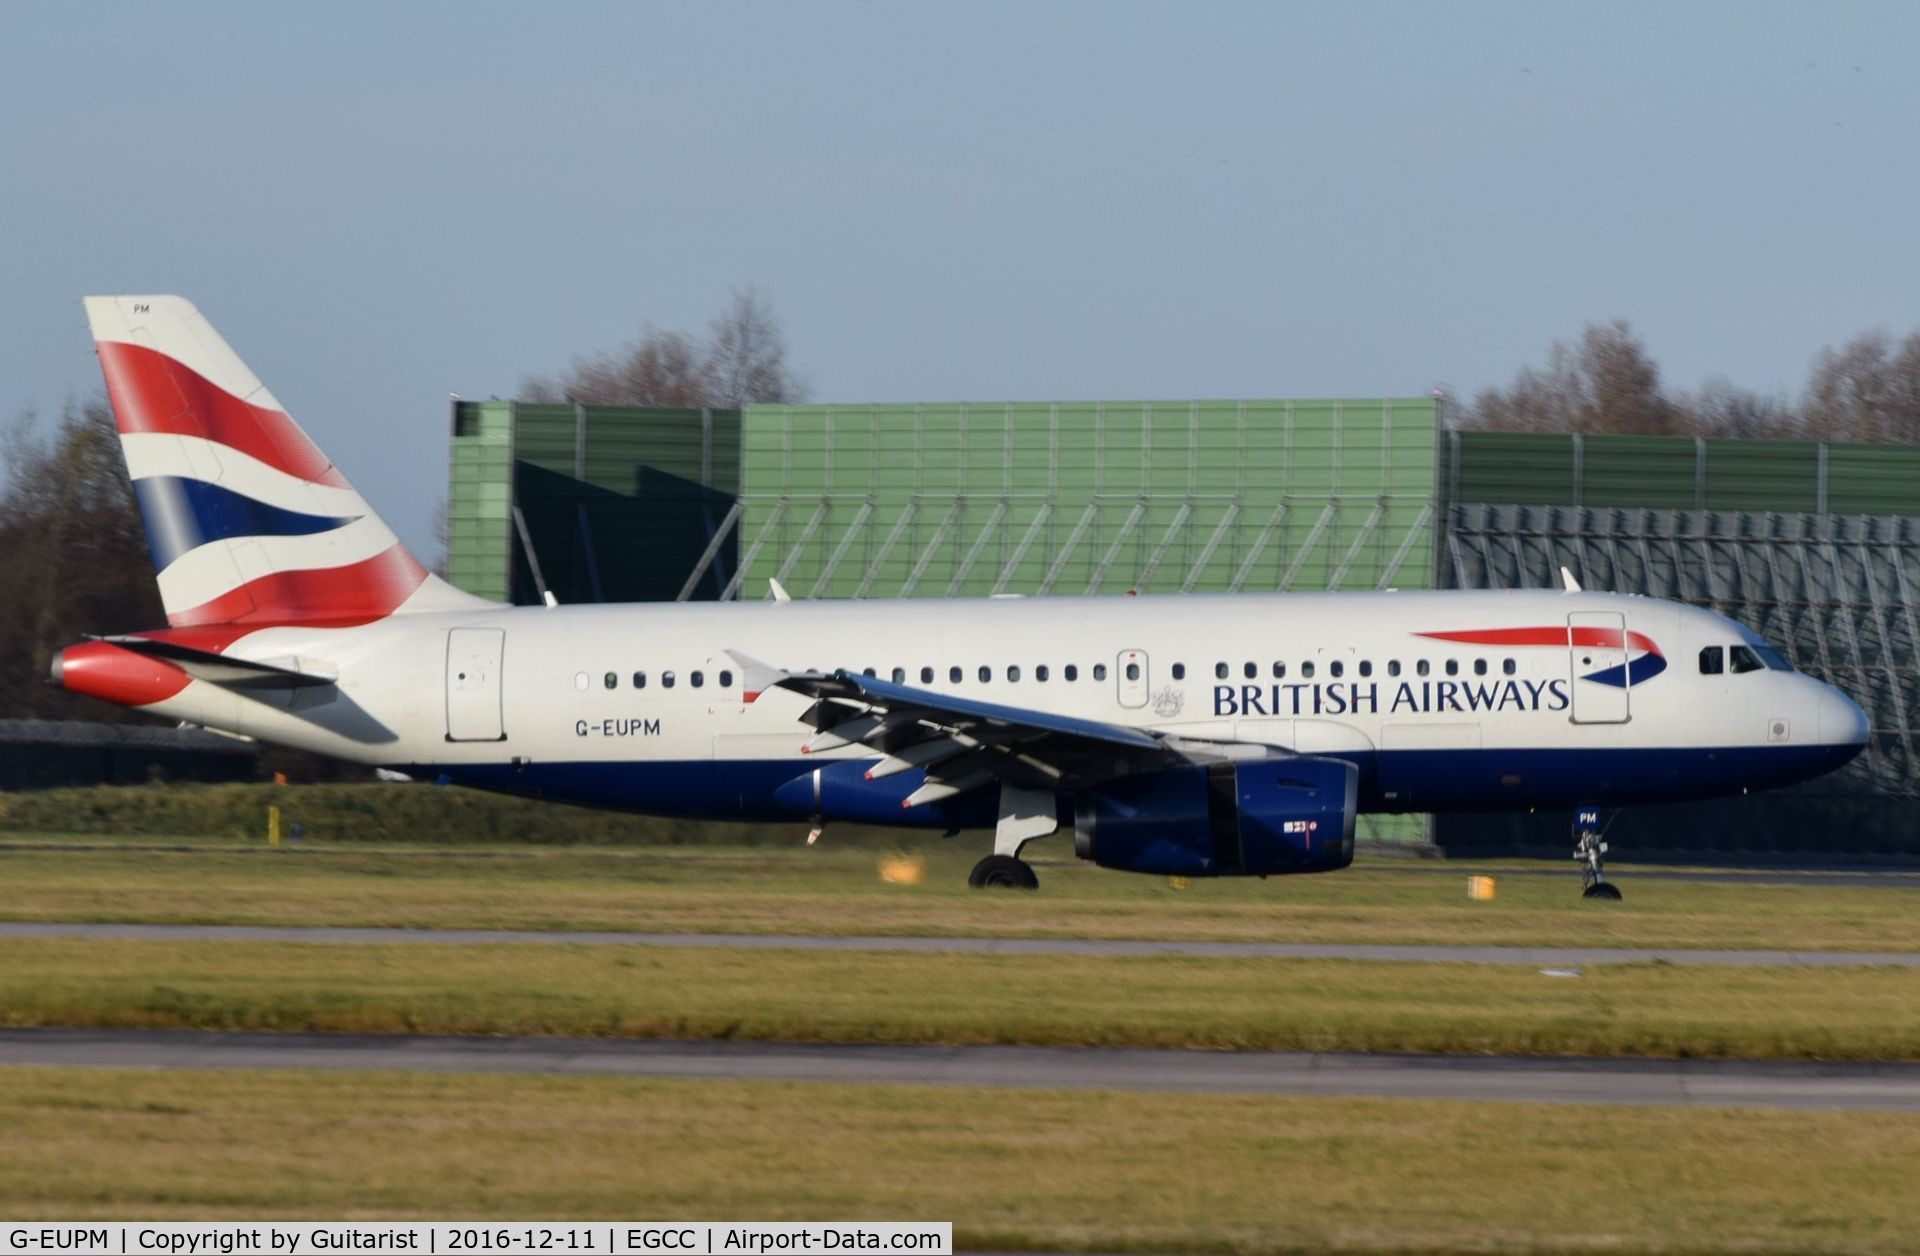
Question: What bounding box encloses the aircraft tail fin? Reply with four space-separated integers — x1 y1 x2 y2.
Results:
83 295 494 628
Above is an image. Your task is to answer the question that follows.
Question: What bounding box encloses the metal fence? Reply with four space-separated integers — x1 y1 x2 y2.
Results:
1439 503 1920 859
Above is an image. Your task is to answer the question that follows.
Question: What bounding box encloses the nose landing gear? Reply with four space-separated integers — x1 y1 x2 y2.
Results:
1574 806 1622 901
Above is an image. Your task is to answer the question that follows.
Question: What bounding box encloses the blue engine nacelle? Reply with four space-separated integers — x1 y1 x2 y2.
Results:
1072 756 1357 877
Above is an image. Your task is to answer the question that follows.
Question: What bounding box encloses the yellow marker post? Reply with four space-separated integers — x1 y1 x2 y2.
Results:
1468 874 1497 901
268 805 282 848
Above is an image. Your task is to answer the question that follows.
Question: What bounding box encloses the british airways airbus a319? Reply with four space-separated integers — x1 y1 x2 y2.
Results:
51 297 1870 898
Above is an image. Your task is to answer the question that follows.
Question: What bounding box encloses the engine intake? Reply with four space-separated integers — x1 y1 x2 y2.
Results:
1073 756 1357 877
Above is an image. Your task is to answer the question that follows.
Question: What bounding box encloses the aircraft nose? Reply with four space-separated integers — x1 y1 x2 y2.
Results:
1819 685 1869 749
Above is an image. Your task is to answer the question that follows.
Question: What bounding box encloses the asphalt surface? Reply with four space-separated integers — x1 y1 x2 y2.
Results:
4 921 1916 967
2 1028 1915 1111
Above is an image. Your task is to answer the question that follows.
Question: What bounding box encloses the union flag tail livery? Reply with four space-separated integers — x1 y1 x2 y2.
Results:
54 296 1870 899
83 295 487 628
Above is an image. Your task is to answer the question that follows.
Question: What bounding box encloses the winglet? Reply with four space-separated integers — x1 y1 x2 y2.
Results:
769 578 793 603
1560 566 1582 593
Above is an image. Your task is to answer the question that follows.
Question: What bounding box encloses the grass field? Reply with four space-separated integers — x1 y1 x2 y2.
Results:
3 937 1918 1059
3 838 1919 951
1 1067 1915 1254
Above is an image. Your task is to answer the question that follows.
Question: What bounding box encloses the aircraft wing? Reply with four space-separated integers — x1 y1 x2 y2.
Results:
770 668 1182 807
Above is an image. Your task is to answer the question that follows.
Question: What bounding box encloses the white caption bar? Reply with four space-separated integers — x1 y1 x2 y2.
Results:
0 1224 951 1256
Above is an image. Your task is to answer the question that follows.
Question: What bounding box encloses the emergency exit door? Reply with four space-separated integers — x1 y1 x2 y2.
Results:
446 628 505 741
1567 612 1630 724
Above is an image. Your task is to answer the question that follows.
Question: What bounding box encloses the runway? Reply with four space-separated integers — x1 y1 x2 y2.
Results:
3 921 1916 967
2 1027 1916 1111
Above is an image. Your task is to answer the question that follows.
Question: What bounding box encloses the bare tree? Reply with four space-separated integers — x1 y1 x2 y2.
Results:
1803 330 1920 443
522 290 804 408
1683 378 1799 439
1468 320 1678 435
708 288 802 407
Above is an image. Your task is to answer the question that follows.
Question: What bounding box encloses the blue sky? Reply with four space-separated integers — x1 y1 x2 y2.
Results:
3 1 1915 555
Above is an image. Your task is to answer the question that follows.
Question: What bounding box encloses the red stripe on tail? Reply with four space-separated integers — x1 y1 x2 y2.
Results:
167 543 429 628
96 340 349 487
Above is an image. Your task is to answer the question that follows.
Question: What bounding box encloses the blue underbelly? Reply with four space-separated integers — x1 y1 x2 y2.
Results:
404 741 1860 824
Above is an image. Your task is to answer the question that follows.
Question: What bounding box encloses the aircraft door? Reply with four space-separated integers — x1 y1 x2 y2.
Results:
1567 612 1629 724
446 628 506 741
1116 649 1150 709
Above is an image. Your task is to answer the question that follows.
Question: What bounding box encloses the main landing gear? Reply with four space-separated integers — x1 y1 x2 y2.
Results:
1574 806 1622 901
969 854 1039 890
967 783 1055 891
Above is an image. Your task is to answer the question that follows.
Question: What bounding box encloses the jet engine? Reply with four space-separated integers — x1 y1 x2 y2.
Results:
1072 756 1357 877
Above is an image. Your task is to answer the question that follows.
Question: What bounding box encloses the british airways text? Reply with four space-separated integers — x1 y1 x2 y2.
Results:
1213 678 1572 718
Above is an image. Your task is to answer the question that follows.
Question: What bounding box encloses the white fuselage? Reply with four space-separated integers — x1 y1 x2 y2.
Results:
113 588 1868 824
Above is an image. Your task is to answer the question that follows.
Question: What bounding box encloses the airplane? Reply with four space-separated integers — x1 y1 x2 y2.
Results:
51 296 1870 900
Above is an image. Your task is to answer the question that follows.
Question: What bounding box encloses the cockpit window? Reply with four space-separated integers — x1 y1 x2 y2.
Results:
1751 642 1792 671
1698 646 1723 675
1729 645 1766 674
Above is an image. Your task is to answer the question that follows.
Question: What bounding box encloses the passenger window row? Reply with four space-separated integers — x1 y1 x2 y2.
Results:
596 669 736 691
583 654 1538 693
1182 658 1518 681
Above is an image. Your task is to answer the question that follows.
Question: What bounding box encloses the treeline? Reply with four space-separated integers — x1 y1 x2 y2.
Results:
1464 320 1920 442
0 401 161 723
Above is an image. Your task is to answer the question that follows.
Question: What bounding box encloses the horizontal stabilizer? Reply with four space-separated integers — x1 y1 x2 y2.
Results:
95 636 337 689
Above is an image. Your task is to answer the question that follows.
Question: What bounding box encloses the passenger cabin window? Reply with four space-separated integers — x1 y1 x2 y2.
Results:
1445 660 1459 676
1387 660 1401 677
1215 662 1229 680
691 671 704 688
574 672 590 691
1729 645 1766 674
921 667 934 683
1272 662 1286 679
1007 665 1022 682
891 667 906 683
632 672 647 689
1359 660 1373 678
1416 659 1430 677
1125 662 1141 681
1036 665 1050 682
719 670 733 688
1244 662 1258 679
603 672 618 690
1473 659 1487 676
1065 665 1079 681
1699 646 1724 675
1330 661 1344 678
978 666 992 683
950 666 963 683
1171 663 1186 680
862 667 876 678
1093 663 1108 681
1502 659 1516 676
662 671 676 689
1302 661 1316 679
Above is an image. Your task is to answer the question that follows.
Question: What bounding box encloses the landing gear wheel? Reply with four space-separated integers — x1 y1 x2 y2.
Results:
1573 806 1621 902
969 854 1039 890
